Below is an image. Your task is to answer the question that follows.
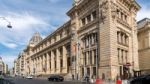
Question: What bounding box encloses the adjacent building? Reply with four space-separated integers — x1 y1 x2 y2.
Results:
3 64 8 74
0 57 3 75
14 0 140 80
138 18 150 75
0 57 9 75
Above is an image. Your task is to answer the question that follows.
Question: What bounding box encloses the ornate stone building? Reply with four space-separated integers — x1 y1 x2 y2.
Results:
138 18 150 75
15 0 140 80
68 0 140 80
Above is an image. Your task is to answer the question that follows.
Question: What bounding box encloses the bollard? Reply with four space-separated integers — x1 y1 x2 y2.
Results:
96 79 104 84
116 79 122 84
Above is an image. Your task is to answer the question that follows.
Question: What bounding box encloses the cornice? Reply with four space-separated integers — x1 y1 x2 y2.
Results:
30 35 71 59
33 20 71 49
138 47 150 52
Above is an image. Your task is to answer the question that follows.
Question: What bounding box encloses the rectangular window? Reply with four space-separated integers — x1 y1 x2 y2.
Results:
49 61 51 70
121 50 123 64
60 59 63 67
60 32 62 39
95 33 98 44
117 9 120 17
118 48 120 64
93 67 96 76
84 52 87 65
92 11 97 20
55 61 56 71
54 36 56 42
117 32 119 43
124 15 127 22
125 51 128 63
87 15 91 23
90 51 92 65
121 12 124 20
84 39 86 48
82 18 86 26
88 51 90 65
90 35 92 45
94 50 96 65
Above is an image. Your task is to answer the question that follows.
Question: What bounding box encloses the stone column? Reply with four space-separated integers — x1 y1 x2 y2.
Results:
41 55 43 74
43 54 46 74
39 56 42 73
35 58 37 75
57 48 60 74
41 56 44 73
37 56 40 73
46 52 50 74
51 50 55 73
63 46 67 72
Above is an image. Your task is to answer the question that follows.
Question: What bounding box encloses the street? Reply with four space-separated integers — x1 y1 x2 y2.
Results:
4 77 93 84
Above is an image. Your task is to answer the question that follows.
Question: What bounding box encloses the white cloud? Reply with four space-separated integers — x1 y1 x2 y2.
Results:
0 12 53 49
1 42 17 49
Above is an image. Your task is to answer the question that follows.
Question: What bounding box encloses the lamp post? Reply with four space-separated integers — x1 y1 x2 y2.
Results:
0 17 12 28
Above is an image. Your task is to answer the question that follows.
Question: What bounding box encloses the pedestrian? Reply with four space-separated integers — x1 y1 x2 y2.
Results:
72 74 74 80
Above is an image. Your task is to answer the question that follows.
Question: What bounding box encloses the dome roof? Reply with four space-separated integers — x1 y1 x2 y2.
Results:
29 32 43 45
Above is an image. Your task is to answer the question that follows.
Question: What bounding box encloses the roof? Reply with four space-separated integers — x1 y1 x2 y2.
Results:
137 18 150 29
29 32 43 45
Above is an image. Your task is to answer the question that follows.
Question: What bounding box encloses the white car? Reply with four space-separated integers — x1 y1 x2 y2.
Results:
26 76 33 79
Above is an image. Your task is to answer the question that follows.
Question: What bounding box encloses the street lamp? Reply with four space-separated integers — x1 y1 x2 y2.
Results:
0 17 12 28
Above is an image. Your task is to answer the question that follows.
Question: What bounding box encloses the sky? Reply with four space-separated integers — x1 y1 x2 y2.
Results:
0 0 149 69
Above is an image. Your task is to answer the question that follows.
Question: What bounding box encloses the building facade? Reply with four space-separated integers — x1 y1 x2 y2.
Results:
138 18 150 75
14 60 18 75
15 0 140 80
0 57 8 75
14 53 26 76
3 64 8 74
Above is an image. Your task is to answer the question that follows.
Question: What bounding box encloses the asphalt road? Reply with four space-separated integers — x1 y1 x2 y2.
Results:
4 77 92 84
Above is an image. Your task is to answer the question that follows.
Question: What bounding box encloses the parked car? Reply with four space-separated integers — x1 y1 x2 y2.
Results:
130 75 150 84
26 75 33 79
48 75 64 82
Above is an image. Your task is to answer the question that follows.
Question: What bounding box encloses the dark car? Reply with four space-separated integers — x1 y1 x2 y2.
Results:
48 75 64 82
130 75 150 84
